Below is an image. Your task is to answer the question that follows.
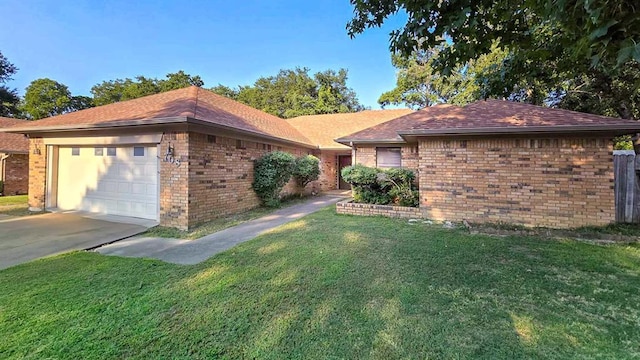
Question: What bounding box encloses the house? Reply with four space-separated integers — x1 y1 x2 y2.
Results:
336 100 640 228
0 117 29 195
2 87 317 229
287 109 412 190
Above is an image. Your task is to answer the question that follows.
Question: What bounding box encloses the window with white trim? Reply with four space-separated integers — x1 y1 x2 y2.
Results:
376 147 401 168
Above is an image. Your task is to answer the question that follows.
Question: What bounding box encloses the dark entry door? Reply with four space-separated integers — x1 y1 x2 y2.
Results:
338 155 352 190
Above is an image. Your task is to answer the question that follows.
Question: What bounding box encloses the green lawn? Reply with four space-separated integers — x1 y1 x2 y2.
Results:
0 195 30 216
144 196 312 239
1 207 639 359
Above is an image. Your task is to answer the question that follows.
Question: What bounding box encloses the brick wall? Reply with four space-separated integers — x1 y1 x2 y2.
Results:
353 144 420 179
28 138 46 211
419 137 615 228
336 200 422 219
187 132 308 228
315 150 346 191
2 153 28 195
159 131 190 229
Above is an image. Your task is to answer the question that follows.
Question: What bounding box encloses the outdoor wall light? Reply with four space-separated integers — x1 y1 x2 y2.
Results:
166 143 175 158
32 146 41 155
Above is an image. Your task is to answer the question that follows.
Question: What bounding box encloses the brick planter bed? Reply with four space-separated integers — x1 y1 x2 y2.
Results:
336 200 422 219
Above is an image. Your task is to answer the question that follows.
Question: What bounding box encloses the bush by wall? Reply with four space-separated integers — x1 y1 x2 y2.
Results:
252 151 296 207
292 155 320 188
341 165 419 207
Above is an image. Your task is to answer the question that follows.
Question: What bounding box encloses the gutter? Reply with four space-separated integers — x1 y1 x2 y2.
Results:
397 124 640 137
0 116 318 150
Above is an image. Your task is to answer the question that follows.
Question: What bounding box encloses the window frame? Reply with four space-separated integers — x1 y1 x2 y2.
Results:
376 147 402 168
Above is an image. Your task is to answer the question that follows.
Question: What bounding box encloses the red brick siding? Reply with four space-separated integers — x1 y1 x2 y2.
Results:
159 131 190 229
2 153 28 195
419 137 615 228
187 132 308 228
28 139 46 210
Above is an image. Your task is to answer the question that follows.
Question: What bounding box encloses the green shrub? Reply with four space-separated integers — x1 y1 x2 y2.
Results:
292 155 320 188
252 151 296 207
341 165 419 207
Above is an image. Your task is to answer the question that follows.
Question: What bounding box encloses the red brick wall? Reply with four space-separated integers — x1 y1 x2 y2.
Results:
159 131 190 229
187 132 308 228
2 153 28 195
419 137 615 228
28 138 46 211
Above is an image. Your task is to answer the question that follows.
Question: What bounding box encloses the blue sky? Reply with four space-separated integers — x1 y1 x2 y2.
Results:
0 0 406 109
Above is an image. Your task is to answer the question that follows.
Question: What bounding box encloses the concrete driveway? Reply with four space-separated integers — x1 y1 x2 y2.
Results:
0 212 154 270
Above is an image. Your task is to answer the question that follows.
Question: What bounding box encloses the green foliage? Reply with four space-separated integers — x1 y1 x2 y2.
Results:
252 151 296 207
379 46 509 108
292 155 320 188
22 78 73 119
349 0 640 115
341 165 418 206
91 71 204 106
0 51 20 117
211 67 364 118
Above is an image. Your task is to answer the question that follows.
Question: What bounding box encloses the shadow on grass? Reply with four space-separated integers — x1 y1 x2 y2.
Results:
1 208 639 359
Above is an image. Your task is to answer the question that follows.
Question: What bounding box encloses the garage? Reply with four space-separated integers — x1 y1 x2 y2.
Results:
55 145 159 220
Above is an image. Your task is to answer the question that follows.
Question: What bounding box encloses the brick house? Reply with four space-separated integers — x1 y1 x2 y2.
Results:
287 109 412 191
3 87 318 230
336 100 640 228
0 117 29 196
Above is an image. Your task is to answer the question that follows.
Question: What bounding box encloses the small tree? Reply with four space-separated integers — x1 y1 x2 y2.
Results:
292 155 320 190
252 151 296 207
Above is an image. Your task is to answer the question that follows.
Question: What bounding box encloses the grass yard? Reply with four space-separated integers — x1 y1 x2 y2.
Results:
1 207 639 359
144 196 312 239
0 195 30 216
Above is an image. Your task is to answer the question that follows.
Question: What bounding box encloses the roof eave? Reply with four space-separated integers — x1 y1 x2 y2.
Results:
335 138 406 146
0 149 28 154
397 125 640 137
186 117 317 149
0 116 189 134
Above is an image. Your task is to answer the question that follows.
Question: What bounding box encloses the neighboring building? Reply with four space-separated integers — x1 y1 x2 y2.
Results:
0 117 29 196
2 87 315 229
287 109 413 190
337 100 640 228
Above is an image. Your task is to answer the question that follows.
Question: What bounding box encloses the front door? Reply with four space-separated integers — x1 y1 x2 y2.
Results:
338 155 352 190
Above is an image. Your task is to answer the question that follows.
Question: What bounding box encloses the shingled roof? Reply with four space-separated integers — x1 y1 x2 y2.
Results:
0 117 29 153
337 100 640 144
287 109 413 150
3 86 314 148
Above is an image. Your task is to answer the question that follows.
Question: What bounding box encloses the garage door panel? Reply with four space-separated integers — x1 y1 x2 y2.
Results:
57 145 158 220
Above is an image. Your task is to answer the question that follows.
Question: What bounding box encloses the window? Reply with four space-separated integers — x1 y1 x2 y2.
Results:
376 147 401 168
71 147 80 156
133 147 145 156
207 135 216 144
94 147 103 156
106 147 116 156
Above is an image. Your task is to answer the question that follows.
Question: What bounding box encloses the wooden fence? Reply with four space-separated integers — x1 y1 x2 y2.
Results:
614 150 640 223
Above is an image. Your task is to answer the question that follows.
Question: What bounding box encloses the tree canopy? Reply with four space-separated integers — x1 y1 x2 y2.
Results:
211 67 364 118
0 51 20 117
91 71 204 106
22 78 94 120
350 0 640 118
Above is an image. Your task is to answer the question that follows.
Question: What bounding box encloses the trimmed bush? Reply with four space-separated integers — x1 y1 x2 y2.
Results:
292 155 320 188
252 151 296 207
341 165 419 207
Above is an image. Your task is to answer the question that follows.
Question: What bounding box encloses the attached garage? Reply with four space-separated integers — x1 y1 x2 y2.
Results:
52 144 159 220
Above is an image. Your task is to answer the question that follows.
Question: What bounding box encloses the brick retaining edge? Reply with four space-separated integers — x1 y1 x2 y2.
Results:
336 200 422 219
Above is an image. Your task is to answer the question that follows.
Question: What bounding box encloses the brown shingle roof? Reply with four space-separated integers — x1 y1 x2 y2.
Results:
0 117 29 153
3 86 314 147
337 100 640 143
287 109 413 150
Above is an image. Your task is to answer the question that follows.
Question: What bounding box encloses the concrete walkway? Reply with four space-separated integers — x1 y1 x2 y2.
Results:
96 193 347 265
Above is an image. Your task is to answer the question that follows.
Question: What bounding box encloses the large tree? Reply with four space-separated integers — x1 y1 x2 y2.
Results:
0 51 20 117
347 0 640 117
379 46 509 108
211 67 364 118
22 78 94 119
91 71 204 106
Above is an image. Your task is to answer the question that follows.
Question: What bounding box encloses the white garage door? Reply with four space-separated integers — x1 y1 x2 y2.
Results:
57 145 158 220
